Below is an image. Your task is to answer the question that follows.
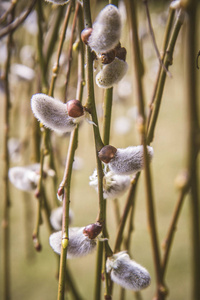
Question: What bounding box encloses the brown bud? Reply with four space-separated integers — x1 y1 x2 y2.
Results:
81 28 93 45
83 222 102 239
98 145 117 163
100 49 116 65
35 242 42 252
66 100 84 118
116 46 127 61
57 186 64 197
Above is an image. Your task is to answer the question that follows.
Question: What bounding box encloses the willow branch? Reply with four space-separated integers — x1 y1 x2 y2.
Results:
0 0 17 25
0 0 37 39
65 1 80 99
184 2 200 299
57 18 85 299
48 1 73 97
2 6 15 299
146 7 175 129
143 0 172 77
147 10 184 144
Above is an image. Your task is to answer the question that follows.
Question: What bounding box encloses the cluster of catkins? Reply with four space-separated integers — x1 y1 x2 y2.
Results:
81 4 128 88
9 4 152 293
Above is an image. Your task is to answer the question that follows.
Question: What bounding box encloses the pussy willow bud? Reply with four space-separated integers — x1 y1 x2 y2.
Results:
98 145 117 163
99 145 154 175
88 4 121 53
96 58 128 89
81 28 93 45
50 207 73 231
49 225 100 258
45 0 70 5
83 222 102 239
31 94 85 133
8 164 41 191
106 251 151 291
89 169 130 199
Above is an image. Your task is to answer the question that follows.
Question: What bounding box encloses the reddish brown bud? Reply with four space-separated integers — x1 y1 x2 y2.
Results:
57 186 64 197
34 189 40 198
66 100 84 118
83 222 102 239
100 49 116 65
35 242 42 252
98 145 117 163
116 46 127 61
81 28 93 45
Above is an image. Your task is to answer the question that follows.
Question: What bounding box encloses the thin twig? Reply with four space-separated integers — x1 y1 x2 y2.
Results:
64 2 80 99
0 0 37 39
143 0 172 77
184 2 200 299
48 1 73 98
147 10 184 144
146 7 175 130
0 0 18 25
2 5 15 299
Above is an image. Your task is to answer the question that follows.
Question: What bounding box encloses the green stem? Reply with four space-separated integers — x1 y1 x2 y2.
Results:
147 9 184 144
45 7 66 73
57 21 85 298
49 0 73 97
184 2 200 299
2 5 15 299
146 7 175 130
0 0 37 39
114 174 139 253
65 1 80 99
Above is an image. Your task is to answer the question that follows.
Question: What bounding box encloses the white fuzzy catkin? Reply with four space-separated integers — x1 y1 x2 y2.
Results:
50 207 73 231
49 227 97 258
8 164 40 191
31 93 84 133
108 145 154 175
106 251 151 291
88 4 121 53
45 0 70 5
89 170 130 199
96 58 128 89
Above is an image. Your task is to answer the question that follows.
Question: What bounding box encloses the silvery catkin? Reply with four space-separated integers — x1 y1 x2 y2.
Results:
98 145 154 175
88 4 121 53
31 94 84 133
49 224 102 258
106 251 151 291
96 58 128 89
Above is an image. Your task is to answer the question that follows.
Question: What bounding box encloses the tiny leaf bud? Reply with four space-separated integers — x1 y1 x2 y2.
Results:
83 222 102 239
98 145 117 164
81 28 93 45
66 99 84 118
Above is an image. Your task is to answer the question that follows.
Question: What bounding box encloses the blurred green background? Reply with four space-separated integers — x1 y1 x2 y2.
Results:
0 0 199 300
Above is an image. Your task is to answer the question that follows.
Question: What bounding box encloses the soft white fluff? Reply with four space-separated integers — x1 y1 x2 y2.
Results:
96 58 128 89
108 145 154 175
88 4 121 53
8 164 40 191
89 170 130 199
49 227 97 258
50 207 73 231
106 251 151 291
31 93 83 133
45 0 70 5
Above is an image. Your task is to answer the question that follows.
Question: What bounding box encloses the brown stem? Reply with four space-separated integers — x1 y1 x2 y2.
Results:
0 0 37 39
64 2 80 99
